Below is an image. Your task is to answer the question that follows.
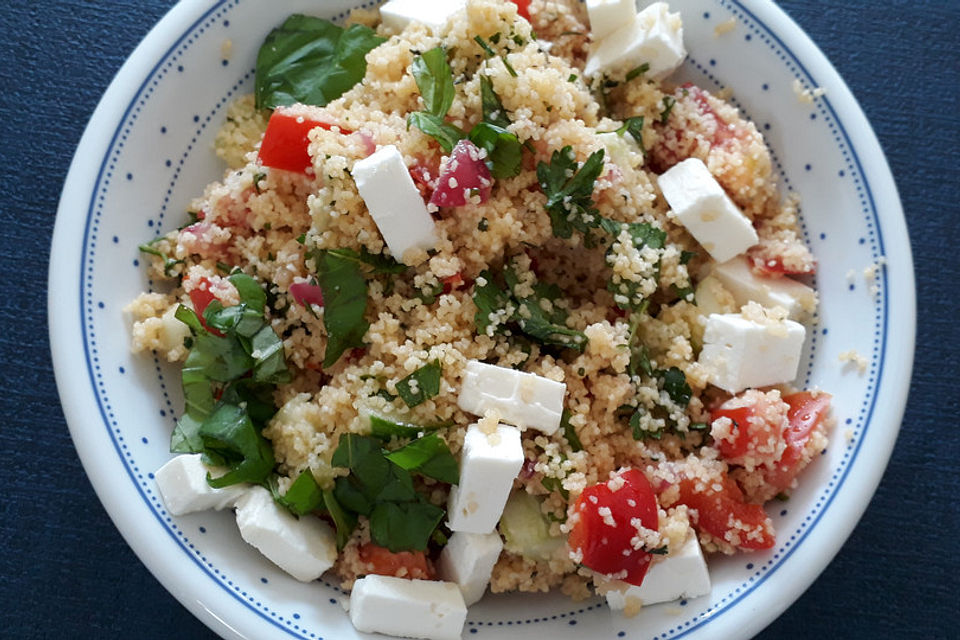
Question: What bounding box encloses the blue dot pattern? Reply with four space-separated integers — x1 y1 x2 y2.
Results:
77 0 888 638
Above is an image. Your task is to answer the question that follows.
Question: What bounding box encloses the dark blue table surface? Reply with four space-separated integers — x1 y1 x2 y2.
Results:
2 1 958 638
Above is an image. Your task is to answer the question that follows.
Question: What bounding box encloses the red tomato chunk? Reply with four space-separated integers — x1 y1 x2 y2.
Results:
258 109 351 174
358 543 435 580
568 469 659 586
673 474 775 551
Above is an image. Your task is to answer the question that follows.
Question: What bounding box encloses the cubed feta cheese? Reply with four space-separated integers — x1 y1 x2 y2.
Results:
352 145 438 264
447 423 524 534
587 0 638 41
604 531 710 609
699 311 806 393
349 575 467 640
438 531 504 605
710 256 817 320
584 2 686 80
154 454 247 516
657 158 759 263
379 0 467 35
234 486 337 582
457 360 566 434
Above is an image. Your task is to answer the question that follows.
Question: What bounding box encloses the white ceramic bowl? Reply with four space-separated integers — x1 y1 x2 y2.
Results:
49 1 914 639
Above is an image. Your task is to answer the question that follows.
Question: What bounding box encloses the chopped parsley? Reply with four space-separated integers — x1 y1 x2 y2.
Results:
473 260 588 352
659 95 677 124
536 146 606 240
625 62 650 82
599 218 667 311
138 237 184 277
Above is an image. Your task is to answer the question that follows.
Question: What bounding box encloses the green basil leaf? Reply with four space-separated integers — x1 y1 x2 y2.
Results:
513 298 587 351
480 76 511 128
255 15 385 109
369 501 445 552
228 272 266 313
560 409 582 452
315 250 370 367
219 380 277 427
660 95 677 124
369 414 448 439
468 122 523 179
249 324 291 383
472 270 511 336
200 404 275 487
406 112 465 153
395 360 442 408
411 46 455 117
323 488 358 549
386 433 459 484
333 475 375 515
276 470 324 516
170 413 205 454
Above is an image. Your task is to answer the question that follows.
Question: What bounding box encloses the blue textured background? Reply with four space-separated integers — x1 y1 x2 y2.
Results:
1 1 958 638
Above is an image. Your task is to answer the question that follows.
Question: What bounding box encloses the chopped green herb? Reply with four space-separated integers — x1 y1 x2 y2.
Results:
331 433 455 551
273 470 324 516
568 74 578 83
607 115 646 151
625 62 650 82
395 360 442 408
313 250 371 367
369 414 450 440
255 15 385 109
680 250 698 265
198 403 275 488
323 488 357 548
385 433 459 484
473 35 497 58
660 367 692 406
560 409 582 452
599 218 667 310
253 172 267 194
659 95 677 124
411 46 455 117
478 217 489 231
468 122 523 179
406 111 465 153
138 237 184 277
472 262 587 351
479 75 511 129
537 146 606 240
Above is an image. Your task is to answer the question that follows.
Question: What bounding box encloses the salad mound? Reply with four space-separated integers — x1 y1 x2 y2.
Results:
128 0 832 636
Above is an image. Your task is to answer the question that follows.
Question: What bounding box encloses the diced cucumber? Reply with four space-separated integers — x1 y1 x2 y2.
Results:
498 491 564 561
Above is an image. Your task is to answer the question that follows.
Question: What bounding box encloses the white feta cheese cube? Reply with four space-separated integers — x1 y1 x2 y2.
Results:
154 454 247 516
234 486 336 582
379 0 467 35
604 531 710 610
587 0 638 41
352 145 438 263
349 575 467 640
711 256 817 320
438 531 504 605
457 360 566 434
447 423 524 534
657 158 759 263
698 312 806 393
585 2 686 80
